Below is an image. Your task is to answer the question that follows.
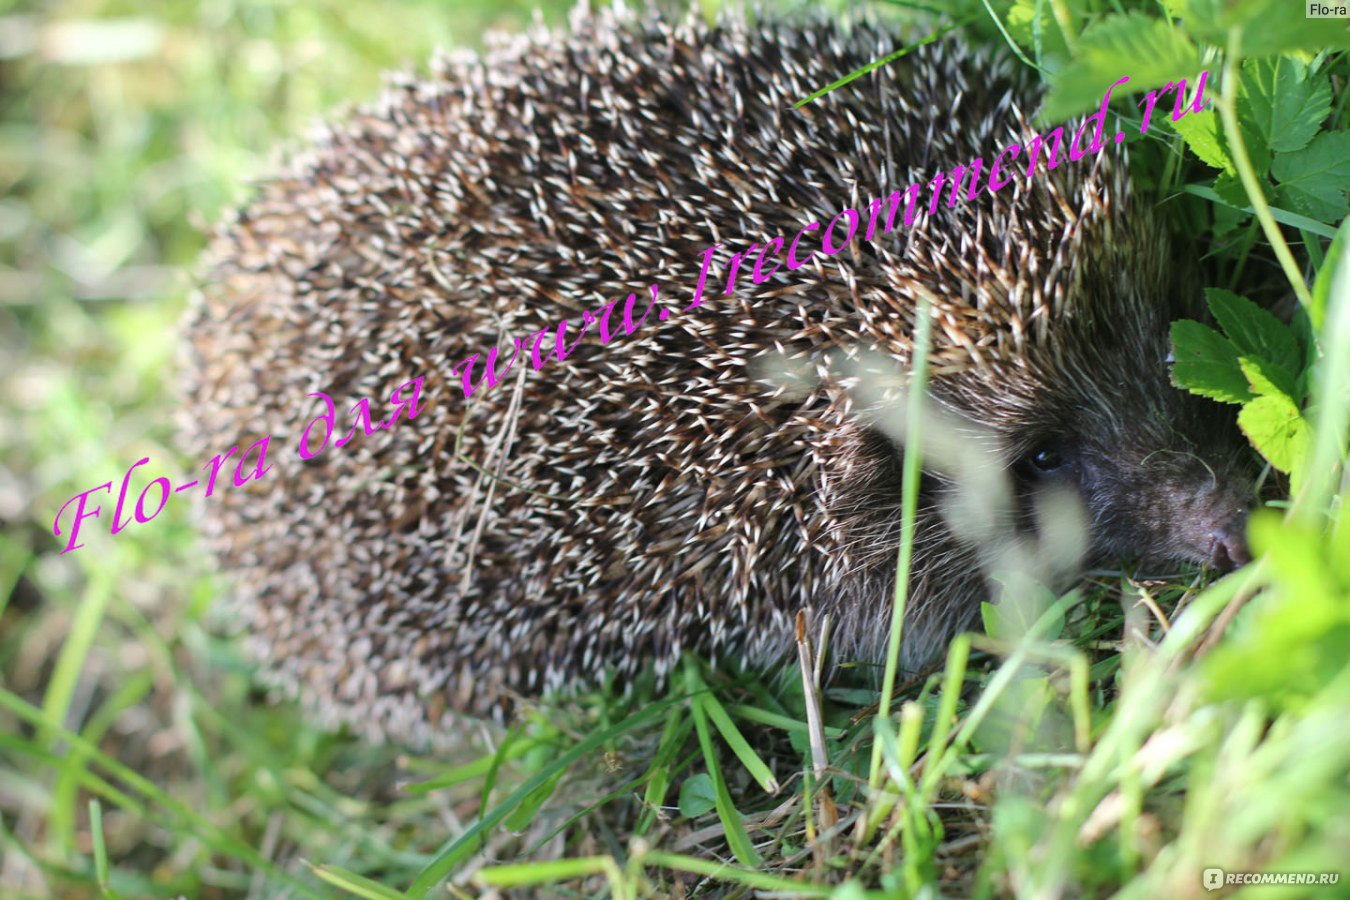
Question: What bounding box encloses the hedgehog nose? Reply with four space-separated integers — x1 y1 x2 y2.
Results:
1208 522 1250 571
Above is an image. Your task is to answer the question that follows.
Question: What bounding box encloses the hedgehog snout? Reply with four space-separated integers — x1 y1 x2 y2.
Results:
1207 519 1251 571
1157 475 1254 571
1075 437 1256 571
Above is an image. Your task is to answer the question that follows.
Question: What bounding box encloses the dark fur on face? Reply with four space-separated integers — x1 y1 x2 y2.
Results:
815 198 1257 672
815 359 1256 675
1012 370 1254 571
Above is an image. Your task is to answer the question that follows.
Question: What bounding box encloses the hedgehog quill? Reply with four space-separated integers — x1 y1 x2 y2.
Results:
182 4 1256 744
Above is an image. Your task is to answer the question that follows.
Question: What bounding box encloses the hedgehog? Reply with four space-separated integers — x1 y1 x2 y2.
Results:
181 3 1256 744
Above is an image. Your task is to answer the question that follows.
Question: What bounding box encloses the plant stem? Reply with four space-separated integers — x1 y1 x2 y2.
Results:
1216 28 1313 310
868 297 934 789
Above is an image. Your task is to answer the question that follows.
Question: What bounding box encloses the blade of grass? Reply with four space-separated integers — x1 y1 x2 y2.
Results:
869 295 935 790
310 863 409 900
88 799 124 900
1181 184 1339 240
728 703 843 738
639 848 833 896
528 768 657 854
0 534 31 623
682 656 761 867
407 695 680 895
40 569 112 743
475 855 628 898
0 688 321 898
637 700 690 835
51 670 155 869
794 20 974 107
696 674 779 793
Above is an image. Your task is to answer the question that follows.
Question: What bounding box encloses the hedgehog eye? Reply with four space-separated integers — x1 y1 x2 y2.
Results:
1031 446 1063 471
1023 442 1069 476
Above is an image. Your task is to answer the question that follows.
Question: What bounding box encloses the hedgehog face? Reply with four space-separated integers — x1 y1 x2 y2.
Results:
1009 385 1255 572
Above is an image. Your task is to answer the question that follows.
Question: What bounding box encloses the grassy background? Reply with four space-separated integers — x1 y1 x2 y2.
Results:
3 0 1348 897
0 1 580 895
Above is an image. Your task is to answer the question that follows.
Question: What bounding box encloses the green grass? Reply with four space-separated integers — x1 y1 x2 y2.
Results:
1 1 577 895
2 0 1349 897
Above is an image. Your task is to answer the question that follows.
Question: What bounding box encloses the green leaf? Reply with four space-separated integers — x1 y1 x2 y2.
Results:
1171 109 1232 172
1171 0 1350 54
1044 13 1200 120
1238 393 1311 474
1205 288 1301 376
1272 131 1350 224
1211 197 1246 237
1213 171 1251 208
1170 319 1252 403
1239 126 1271 179
1239 57 1331 155
1183 182 1340 237
1229 68 1273 176
980 600 1000 640
1005 0 1071 62
1238 356 1298 403
1202 514 1348 710
1310 215 1350 332
1246 516 1340 632
678 773 717 818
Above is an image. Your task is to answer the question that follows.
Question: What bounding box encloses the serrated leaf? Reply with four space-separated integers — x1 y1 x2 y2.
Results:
1272 131 1350 224
1044 13 1200 120
1205 288 1301 376
1172 0 1350 54
1236 116 1271 178
678 773 717 818
1238 355 1298 403
1170 319 1252 403
1228 69 1273 176
1172 109 1232 172
1239 57 1331 155
1310 215 1350 332
1238 393 1311 474
1213 171 1252 208
1005 0 1071 60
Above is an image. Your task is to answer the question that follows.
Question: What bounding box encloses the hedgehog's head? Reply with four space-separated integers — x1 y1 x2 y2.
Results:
992 310 1258 574
862 149 1259 576
832 298 1257 590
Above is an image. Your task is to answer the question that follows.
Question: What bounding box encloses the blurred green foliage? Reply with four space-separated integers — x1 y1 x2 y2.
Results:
1 1 575 895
